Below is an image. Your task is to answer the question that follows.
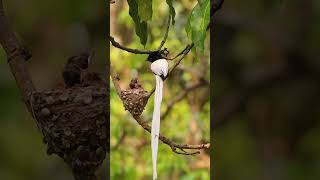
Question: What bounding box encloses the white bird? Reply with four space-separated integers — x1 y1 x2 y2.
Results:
146 51 169 180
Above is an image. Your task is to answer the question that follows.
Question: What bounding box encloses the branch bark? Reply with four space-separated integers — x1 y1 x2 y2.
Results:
109 35 157 54
0 0 35 112
109 15 171 54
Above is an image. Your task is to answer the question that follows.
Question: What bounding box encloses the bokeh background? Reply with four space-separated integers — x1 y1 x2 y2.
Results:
213 0 320 179
110 0 210 179
0 0 107 179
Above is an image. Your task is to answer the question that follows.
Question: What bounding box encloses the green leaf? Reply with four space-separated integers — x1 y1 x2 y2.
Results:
127 0 148 46
197 0 205 6
137 0 153 21
186 0 210 51
166 0 176 25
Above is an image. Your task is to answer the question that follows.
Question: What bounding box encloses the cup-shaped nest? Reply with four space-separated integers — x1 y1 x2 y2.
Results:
31 85 109 180
120 80 150 118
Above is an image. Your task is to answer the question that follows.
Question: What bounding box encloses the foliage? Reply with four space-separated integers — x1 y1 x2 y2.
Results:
137 0 153 21
127 0 148 46
126 0 210 52
110 0 210 179
166 0 176 25
186 0 210 51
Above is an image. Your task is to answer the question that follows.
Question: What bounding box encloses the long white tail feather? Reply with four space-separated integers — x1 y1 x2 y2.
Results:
152 75 163 180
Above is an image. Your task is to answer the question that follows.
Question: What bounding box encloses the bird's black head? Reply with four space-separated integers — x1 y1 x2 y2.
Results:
68 53 90 69
146 51 164 63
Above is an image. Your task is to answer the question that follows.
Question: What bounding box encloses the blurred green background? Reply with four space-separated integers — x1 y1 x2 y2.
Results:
0 0 107 179
213 0 320 180
110 0 210 179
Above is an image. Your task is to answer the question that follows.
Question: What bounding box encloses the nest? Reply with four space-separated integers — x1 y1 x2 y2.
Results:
31 84 109 180
120 79 150 117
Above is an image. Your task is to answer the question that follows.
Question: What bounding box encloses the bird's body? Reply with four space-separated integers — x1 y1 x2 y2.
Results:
147 52 168 180
62 53 90 88
150 59 168 79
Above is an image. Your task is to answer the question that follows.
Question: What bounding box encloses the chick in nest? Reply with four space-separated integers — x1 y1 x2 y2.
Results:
62 52 91 88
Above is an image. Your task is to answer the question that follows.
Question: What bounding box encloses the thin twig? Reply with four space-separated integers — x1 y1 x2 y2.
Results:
157 17 171 51
110 65 123 97
134 116 209 155
168 44 194 77
110 16 171 54
161 80 207 120
146 80 208 122
111 130 126 150
109 35 157 54
167 45 190 60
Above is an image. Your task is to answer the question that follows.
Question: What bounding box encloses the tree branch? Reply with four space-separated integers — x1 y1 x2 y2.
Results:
109 35 157 54
157 17 171 51
161 80 208 120
110 15 171 54
110 66 209 155
110 64 123 96
0 0 35 112
111 130 126 150
135 115 209 155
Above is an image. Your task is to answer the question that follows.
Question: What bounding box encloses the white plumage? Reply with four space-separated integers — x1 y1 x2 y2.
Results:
150 59 168 180
150 59 169 78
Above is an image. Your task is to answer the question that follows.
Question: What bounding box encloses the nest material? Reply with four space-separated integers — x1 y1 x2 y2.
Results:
120 79 150 117
32 84 109 180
